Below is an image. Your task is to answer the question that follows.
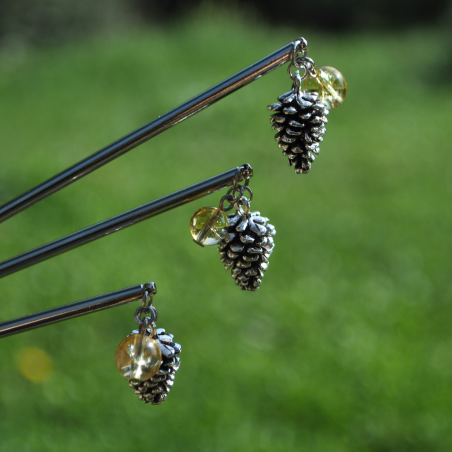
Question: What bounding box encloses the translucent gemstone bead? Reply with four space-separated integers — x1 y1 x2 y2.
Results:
302 66 347 109
190 207 228 246
115 333 162 382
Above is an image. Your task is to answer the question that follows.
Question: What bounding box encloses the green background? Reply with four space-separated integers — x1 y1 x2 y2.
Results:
0 10 451 452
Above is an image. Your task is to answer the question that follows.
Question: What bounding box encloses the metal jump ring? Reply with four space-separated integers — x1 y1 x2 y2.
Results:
135 305 157 325
238 197 251 216
219 194 235 212
288 63 307 82
141 289 154 309
291 38 308 66
227 185 253 213
219 185 245 211
294 56 315 69
227 185 253 209
295 56 316 77
232 185 253 203
228 184 246 200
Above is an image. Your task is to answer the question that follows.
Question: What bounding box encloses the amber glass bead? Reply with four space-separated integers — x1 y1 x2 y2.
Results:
190 207 228 246
115 333 162 381
302 66 347 109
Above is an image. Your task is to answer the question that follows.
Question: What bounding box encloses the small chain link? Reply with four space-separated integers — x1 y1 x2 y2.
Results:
135 305 158 326
291 37 308 66
219 166 253 213
288 37 316 83
135 284 158 326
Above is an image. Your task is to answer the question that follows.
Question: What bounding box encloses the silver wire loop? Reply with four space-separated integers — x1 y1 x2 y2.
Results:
237 196 251 216
297 56 316 77
288 37 316 82
291 38 308 66
228 184 253 203
288 57 316 82
219 185 253 213
287 63 302 81
219 194 236 212
220 165 253 212
135 305 158 325
141 288 155 309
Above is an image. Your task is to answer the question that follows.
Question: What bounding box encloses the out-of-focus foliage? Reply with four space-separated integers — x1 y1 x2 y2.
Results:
0 8 452 452
0 0 132 46
1 0 452 47
136 0 452 30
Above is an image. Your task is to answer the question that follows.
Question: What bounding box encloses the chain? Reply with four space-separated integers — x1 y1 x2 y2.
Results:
287 37 317 85
134 283 158 334
219 166 253 213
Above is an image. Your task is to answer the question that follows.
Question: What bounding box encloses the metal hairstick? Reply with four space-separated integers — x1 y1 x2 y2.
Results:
0 283 154 338
0 39 299 224
0 165 251 279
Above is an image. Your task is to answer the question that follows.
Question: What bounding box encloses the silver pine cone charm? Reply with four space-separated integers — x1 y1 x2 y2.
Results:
126 327 181 405
115 285 181 405
268 79 329 174
219 210 275 291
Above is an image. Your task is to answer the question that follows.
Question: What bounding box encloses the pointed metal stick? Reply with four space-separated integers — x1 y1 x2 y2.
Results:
0 164 252 279
0 41 295 223
0 283 153 338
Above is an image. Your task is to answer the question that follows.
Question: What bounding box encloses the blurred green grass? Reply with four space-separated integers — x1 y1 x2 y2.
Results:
0 11 452 452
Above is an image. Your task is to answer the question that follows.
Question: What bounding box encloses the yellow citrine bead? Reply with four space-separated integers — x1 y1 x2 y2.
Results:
302 66 347 109
115 333 162 382
190 207 228 246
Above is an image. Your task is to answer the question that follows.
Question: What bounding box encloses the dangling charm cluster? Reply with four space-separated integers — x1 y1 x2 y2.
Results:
217 174 275 291
115 283 181 405
189 165 276 291
268 37 347 174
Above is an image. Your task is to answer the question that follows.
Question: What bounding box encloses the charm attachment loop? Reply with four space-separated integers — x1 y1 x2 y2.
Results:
288 37 316 82
189 166 275 291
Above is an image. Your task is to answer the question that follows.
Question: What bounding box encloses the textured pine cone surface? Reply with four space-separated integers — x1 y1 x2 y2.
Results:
128 327 181 405
268 89 329 173
219 210 275 291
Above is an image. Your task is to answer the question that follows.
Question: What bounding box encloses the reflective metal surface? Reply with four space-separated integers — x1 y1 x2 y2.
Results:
269 73 329 174
0 283 149 338
0 41 294 223
0 165 251 279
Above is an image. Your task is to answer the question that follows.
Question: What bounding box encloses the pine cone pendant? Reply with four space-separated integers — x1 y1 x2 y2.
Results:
126 327 181 405
115 285 181 405
219 210 275 291
268 80 329 174
268 35 347 175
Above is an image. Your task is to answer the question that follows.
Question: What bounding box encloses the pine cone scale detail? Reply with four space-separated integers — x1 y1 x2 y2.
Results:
269 88 329 174
218 211 275 291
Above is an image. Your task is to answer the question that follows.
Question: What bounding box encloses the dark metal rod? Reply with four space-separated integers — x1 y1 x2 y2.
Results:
0 283 148 338
0 41 294 223
0 165 249 279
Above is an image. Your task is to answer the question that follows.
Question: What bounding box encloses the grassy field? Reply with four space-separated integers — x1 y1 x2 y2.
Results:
0 11 451 452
